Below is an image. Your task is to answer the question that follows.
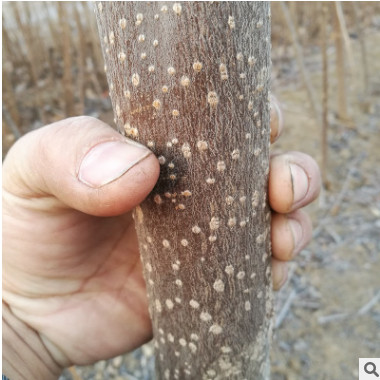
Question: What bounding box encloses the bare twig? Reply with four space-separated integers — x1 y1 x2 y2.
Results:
318 312 349 325
73 3 86 114
313 154 365 238
352 2 370 94
58 2 75 116
334 3 354 73
2 105 22 140
318 290 380 326
275 290 297 329
293 300 321 310
358 290 380 316
67 366 83 380
329 153 365 216
333 2 349 121
321 3 329 187
280 1 321 121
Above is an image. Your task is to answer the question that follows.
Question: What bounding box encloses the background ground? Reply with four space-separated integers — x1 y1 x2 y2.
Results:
3 3 380 379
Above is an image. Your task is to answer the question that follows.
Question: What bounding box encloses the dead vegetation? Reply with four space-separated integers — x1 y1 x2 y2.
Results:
2 2 380 380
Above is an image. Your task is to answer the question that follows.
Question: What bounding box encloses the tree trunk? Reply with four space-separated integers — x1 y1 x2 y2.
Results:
95 3 273 379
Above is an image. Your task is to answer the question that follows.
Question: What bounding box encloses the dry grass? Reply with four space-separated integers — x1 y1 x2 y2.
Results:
2 2 379 154
2 3 380 380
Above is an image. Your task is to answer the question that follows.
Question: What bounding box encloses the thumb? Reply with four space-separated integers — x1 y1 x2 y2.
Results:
2 116 160 216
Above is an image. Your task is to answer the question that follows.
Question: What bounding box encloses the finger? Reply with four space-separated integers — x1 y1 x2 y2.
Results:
272 258 288 291
270 95 284 144
271 209 313 262
269 151 321 213
2 116 160 217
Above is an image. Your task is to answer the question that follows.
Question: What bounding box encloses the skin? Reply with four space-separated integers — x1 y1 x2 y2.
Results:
2 98 321 377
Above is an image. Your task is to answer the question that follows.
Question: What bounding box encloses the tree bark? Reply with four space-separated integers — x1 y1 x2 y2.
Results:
95 3 273 379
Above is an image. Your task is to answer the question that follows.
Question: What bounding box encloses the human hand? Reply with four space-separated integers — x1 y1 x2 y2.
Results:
2 103 320 376
269 96 321 290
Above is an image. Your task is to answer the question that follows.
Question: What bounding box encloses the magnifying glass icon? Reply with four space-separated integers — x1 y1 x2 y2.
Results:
365 362 380 377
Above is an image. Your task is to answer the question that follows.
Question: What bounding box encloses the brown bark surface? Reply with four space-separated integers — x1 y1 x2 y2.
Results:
95 3 273 379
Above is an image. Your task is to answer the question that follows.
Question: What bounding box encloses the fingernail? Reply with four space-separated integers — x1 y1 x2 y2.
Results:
274 264 288 290
289 163 309 204
78 140 151 188
270 98 283 138
288 218 303 253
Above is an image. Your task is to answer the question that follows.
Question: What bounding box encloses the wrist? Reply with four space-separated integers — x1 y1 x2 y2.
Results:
2 302 62 380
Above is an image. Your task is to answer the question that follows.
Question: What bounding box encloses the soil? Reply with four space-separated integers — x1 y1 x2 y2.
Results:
7 22 379 380
269 29 380 380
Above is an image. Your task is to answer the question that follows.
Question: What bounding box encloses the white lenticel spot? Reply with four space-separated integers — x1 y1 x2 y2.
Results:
118 52 126 62
200 312 212 322
217 161 226 171
153 99 161 110
209 324 223 335
168 66 176 75
180 76 190 87
136 13 143 25
172 263 180 271
189 342 197 353
155 299 162 312
219 63 228 80
228 15 235 29
197 140 208 151
213 279 225 292
181 190 192 197
154 195 163 204
192 226 201 234
226 196 234 205
193 61 203 72
207 91 219 108
231 149 240 160
209 217 220 230
248 56 256 66
189 299 200 309
228 217 237 227
132 73 140 87
173 3 182 15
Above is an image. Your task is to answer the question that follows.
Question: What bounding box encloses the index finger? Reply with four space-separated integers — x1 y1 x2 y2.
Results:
270 95 284 144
